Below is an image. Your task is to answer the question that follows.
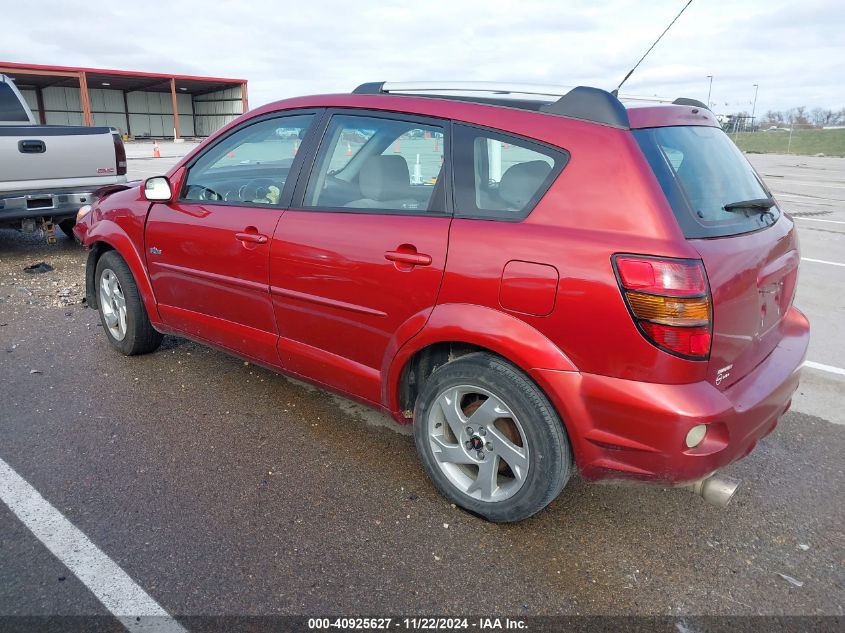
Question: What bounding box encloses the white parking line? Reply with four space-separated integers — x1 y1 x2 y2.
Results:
0 457 187 633
801 257 845 267
794 217 845 225
804 361 845 377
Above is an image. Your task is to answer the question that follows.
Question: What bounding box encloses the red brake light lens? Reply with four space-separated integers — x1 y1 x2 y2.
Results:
112 132 127 176
616 257 707 296
614 255 712 360
640 323 711 357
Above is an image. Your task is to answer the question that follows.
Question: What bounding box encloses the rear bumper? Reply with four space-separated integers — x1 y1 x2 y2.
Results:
531 306 810 484
0 189 96 224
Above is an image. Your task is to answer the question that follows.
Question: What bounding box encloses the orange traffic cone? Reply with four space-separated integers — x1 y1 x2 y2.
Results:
153 140 161 158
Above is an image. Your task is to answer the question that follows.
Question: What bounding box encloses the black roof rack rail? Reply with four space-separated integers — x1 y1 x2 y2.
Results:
350 81 630 128
539 86 629 128
350 83 711 126
672 97 710 110
352 81 385 95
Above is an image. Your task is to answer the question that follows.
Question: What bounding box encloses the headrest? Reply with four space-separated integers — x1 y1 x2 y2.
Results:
359 155 410 201
498 160 552 209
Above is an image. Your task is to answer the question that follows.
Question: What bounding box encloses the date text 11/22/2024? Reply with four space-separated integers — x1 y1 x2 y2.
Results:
307 617 527 630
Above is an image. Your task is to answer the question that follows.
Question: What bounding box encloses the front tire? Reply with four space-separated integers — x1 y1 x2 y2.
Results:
414 352 572 522
59 219 76 238
95 251 163 355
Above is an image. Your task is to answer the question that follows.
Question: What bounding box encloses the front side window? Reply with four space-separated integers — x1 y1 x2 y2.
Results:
452 124 568 220
182 114 313 205
303 114 446 214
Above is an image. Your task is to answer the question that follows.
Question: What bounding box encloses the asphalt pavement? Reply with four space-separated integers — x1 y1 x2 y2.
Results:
0 147 842 627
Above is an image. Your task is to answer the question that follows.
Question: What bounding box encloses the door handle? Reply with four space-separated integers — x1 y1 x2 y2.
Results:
235 231 268 244
384 249 432 267
18 140 46 154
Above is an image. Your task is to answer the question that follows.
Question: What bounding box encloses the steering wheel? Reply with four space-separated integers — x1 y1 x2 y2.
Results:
185 184 223 202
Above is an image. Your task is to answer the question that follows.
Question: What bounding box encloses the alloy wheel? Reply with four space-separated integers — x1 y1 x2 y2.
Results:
99 268 127 341
427 385 530 502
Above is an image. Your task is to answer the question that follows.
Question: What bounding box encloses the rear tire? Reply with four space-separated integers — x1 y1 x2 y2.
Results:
414 352 572 522
59 219 76 238
95 251 163 356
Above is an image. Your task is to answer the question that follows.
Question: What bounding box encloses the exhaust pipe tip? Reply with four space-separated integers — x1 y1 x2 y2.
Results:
689 475 741 507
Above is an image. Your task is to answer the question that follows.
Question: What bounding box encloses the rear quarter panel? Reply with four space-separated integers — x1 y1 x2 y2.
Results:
437 125 708 384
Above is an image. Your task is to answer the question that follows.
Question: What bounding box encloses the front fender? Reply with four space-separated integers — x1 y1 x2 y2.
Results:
84 220 161 324
383 303 577 412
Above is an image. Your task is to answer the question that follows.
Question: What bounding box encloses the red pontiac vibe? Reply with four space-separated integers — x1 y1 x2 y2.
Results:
74 82 809 522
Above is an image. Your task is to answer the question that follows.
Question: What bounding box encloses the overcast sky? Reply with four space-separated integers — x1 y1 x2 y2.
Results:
2 0 843 114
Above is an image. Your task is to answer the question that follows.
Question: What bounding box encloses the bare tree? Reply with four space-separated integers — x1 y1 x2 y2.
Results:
762 110 784 127
730 105 844 129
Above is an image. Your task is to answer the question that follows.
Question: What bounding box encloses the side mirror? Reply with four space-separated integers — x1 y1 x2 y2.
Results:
144 176 173 202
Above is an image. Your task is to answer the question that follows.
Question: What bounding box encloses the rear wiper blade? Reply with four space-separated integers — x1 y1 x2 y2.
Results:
723 197 776 212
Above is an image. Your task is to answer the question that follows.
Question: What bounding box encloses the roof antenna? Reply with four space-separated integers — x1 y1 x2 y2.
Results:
612 0 695 96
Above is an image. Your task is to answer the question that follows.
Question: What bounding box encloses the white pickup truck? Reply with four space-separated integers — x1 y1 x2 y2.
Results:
0 74 127 242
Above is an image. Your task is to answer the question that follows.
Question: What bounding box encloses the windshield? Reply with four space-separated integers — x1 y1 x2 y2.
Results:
634 125 780 238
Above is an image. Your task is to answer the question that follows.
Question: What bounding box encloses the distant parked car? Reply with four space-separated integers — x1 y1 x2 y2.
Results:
0 74 126 241
74 81 809 522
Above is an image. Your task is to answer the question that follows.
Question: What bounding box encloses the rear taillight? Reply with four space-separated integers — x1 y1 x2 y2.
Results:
112 132 127 176
613 255 712 360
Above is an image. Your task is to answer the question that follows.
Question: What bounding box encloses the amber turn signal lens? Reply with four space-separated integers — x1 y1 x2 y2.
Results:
625 291 710 326
76 204 92 222
613 255 712 359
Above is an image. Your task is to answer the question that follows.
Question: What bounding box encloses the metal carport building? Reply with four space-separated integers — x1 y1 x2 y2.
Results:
0 61 248 138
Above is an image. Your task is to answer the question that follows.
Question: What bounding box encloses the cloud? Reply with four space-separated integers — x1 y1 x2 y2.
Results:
1 0 842 112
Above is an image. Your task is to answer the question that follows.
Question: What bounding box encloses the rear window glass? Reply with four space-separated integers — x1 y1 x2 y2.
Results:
0 83 30 122
634 126 780 238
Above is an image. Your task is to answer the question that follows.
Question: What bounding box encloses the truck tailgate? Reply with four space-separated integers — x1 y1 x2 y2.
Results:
0 126 120 190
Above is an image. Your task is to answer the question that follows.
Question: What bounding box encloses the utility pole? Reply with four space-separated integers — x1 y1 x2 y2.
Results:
750 84 759 132
706 75 713 107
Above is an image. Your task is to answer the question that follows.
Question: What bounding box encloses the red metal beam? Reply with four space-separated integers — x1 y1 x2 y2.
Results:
170 78 181 139
0 66 77 78
0 60 246 84
78 71 92 126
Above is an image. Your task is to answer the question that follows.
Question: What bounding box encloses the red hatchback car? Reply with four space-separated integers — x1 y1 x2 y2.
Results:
74 82 809 522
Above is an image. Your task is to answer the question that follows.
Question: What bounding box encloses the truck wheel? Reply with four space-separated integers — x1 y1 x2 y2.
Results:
59 219 76 238
414 352 572 523
95 251 163 355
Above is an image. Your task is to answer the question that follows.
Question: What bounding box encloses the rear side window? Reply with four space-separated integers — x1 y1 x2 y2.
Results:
0 83 30 122
634 126 780 238
452 124 568 220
